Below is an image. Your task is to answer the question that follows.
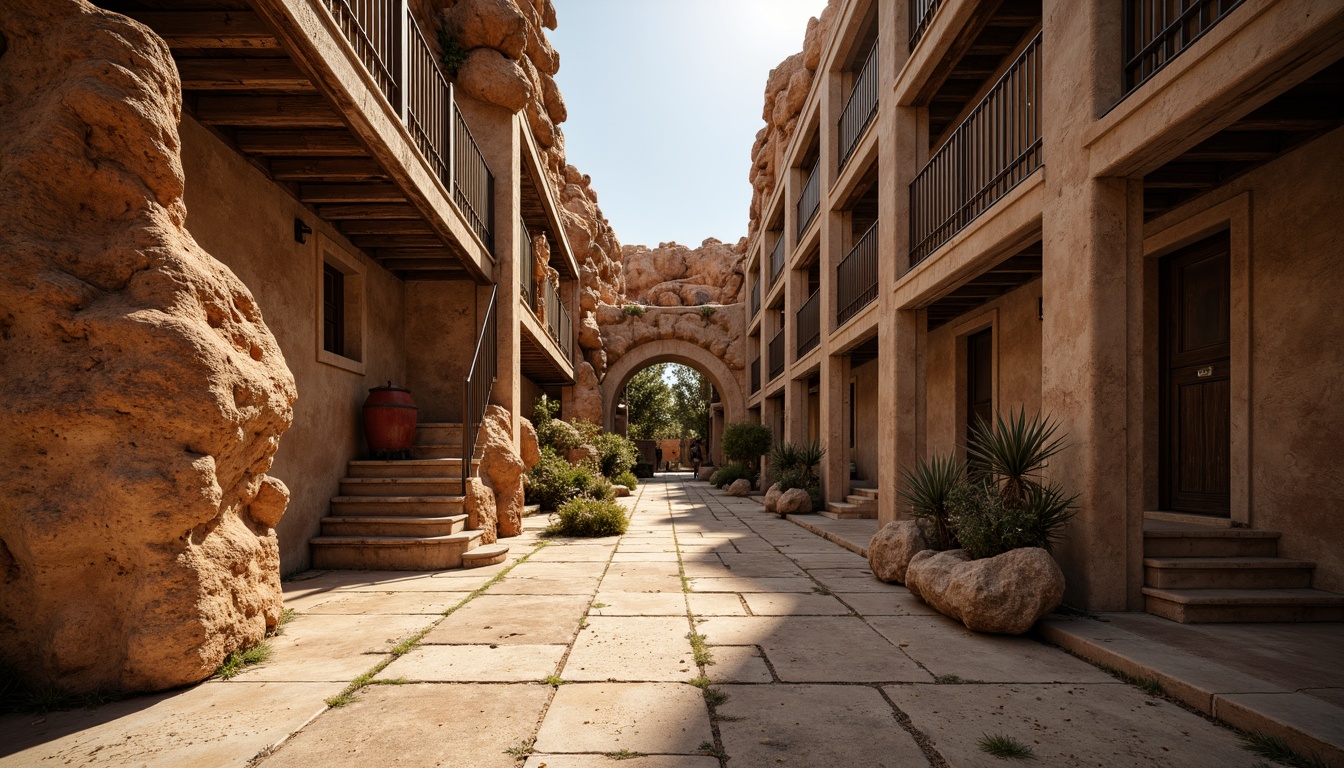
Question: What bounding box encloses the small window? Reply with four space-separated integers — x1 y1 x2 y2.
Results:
316 236 366 374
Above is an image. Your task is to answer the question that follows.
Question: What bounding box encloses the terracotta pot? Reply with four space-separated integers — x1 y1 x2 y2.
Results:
363 383 417 458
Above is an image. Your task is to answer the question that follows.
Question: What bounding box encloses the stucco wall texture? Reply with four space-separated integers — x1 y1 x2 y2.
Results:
179 118 408 573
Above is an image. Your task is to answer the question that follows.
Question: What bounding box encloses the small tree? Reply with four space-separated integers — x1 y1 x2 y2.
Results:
721 422 772 479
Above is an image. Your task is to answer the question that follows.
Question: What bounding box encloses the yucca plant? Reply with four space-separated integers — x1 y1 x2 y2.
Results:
967 407 1068 505
897 452 963 549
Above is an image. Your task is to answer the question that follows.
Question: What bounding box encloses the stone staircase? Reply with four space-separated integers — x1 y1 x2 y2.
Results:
310 422 509 570
821 485 878 520
1141 520 1344 623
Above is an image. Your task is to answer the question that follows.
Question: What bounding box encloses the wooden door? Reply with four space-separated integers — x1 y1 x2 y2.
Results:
966 328 993 446
1160 233 1231 516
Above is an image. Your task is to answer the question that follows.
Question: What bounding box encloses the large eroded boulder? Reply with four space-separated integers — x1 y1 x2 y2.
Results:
868 521 931 584
763 483 783 515
0 0 297 695
463 477 499 544
478 406 527 538
727 479 753 497
777 488 813 515
905 548 1065 635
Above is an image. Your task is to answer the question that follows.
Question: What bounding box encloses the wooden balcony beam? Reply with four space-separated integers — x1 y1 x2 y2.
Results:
126 12 280 49
298 184 405 203
234 130 366 156
270 158 387 181
176 59 312 91
195 96 344 127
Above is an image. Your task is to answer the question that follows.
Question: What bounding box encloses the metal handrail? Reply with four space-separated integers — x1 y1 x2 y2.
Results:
750 275 761 317
838 40 879 170
796 158 821 239
769 235 786 287
796 289 821 357
543 278 573 362
325 0 400 108
751 355 762 393
519 218 536 311
909 32 1042 266
909 0 944 48
453 98 494 253
769 328 786 381
1123 0 1244 93
462 286 498 483
837 221 879 326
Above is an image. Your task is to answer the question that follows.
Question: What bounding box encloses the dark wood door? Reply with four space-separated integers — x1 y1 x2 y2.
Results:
1160 233 1231 516
967 328 993 445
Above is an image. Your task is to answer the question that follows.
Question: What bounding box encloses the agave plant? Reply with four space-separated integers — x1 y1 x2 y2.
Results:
897 452 963 549
966 407 1068 505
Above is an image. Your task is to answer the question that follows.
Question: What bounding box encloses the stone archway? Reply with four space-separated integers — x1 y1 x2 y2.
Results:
600 338 746 434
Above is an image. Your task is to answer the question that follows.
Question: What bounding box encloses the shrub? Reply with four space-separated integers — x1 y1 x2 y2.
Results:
722 422 772 475
546 497 629 537
770 440 825 509
526 448 598 511
699 305 717 320
897 452 964 550
622 304 646 316
592 432 638 479
710 463 752 489
537 418 583 453
613 471 639 490
436 30 469 76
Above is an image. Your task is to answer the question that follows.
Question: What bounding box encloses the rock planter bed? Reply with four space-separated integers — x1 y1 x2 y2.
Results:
872 410 1077 636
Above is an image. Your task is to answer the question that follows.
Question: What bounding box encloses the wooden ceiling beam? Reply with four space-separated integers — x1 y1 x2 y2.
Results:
177 58 312 91
195 96 344 127
317 203 422 220
234 130 366 156
126 12 279 49
298 184 406 203
271 158 387 181
338 220 435 236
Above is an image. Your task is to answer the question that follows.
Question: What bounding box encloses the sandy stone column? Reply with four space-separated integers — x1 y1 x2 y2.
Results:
1040 0 1134 611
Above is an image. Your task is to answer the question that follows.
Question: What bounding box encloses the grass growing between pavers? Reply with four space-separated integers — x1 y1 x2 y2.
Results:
604 749 648 759
1095 662 1164 697
1240 732 1329 768
216 641 272 681
978 733 1035 759
324 541 549 708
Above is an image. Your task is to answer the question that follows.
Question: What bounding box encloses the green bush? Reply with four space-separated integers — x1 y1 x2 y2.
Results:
546 497 629 537
769 440 825 509
897 452 964 550
612 471 639 490
592 432 638 479
537 418 583 453
622 304 646 316
710 463 752 489
722 422 772 475
526 448 598 512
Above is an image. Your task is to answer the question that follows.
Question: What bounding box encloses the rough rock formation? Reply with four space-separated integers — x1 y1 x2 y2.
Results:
777 488 814 515
464 477 499 544
611 484 631 498
764 483 783 515
622 239 747 307
905 548 1066 635
597 305 748 372
0 0 297 694
868 521 931 584
747 1 840 239
519 418 542 467
478 406 528 537
727 479 753 497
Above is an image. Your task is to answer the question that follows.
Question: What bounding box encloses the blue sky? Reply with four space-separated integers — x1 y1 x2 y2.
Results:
549 0 827 249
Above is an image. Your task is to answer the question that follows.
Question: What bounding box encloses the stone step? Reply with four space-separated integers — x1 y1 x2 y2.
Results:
347 458 475 478
339 476 464 497
1143 557 1316 590
844 494 877 508
414 422 463 446
320 514 467 538
462 543 509 568
1141 587 1344 623
851 487 878 499
1143 526 1280 558
522 503 541 517
311 530 483 570
411 443 464 460
821 502 878 520
330 495 465 517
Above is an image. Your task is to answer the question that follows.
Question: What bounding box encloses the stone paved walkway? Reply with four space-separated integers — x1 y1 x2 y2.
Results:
1 475 1271 767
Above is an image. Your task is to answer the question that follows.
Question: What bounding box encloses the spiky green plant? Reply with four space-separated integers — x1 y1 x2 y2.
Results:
897 452 963 549
967 407 1068 503
979 733 1034 759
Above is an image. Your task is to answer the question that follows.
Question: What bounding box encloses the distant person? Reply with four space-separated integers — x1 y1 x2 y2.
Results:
689 441 702 476
655 445 663 474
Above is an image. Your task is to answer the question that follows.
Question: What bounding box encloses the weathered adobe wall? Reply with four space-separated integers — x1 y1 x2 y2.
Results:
178 118 408 574
924 279 1044 461
1157 126 1344 592
0 1 295 694
851 357 880 484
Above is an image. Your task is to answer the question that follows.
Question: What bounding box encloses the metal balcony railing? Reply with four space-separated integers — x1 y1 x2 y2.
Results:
750 276 761 317
325 1 495 255
769 328 786 381
796 158 821 239
909 33 1042 266
751 355 762 394
543 278 573 363
837 222 879 326
796 290 820 357
909 0 944 48
838 41 879 170
462 286 497 482
519 218 536 311
769 234 786 287
1123 0 1244 93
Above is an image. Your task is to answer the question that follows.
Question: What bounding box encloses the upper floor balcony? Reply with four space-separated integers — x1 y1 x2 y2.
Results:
838 40 880 171
1123 0 1245 95
119 0 497 281
796 158 822 240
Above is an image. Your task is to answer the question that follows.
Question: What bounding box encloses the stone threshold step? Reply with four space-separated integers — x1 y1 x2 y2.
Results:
462 543 509 567
1143 525 1280 539
1143 587 1344 623
1142 587 1344 606
1143 556 1316 570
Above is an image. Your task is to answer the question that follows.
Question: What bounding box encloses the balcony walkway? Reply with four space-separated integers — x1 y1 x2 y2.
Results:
0 475 1317 767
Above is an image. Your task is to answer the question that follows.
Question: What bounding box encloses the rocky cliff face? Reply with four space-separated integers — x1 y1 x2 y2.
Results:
438 0 624 341
748 1 839 240
0 0 296 694
622 239 747 308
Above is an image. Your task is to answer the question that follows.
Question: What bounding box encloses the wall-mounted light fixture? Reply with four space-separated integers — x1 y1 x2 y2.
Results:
295 217 313 244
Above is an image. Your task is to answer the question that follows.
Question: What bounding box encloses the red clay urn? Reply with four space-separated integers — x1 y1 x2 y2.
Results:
362 382 417 459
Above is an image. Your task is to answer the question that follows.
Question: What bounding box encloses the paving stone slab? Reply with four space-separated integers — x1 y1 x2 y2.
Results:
423 594 591 645
527 546 618 562
741 592 852 616
231 614 429 682
833 591 938 616
0 681 338 768
298 590 470 615
504 561 611 579
705 645 774 683
886 683 1258 767
486 576 602 595
261 683 548 768
533 683 713 754
610 551 682 562
562 616 697 681
591 591 688 616
599 571 685 593
696 616 930 683
686 593 748 616
524 756 719 768
715 684 928 767
1214 691 1344 766
378 644 566 682
687 577 817 593
868 616 1113 683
